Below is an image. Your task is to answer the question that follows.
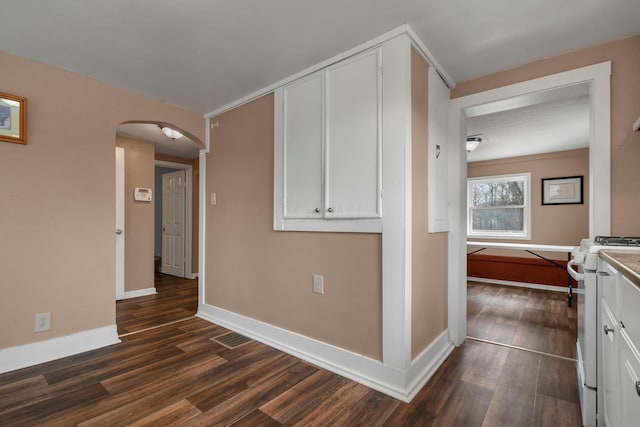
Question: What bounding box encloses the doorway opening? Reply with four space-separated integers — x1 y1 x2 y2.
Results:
115 121 202 336
447 62 611 348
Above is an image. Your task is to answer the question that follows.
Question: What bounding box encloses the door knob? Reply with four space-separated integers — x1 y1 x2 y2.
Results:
116 229 123 235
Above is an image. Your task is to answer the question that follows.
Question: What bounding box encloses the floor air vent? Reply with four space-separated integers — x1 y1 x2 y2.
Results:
210 331 253 349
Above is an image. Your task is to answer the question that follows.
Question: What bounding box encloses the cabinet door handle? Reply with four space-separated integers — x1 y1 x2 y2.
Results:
636 381 640 397
603 324 614 335
327 208 333 213
314 208 320 213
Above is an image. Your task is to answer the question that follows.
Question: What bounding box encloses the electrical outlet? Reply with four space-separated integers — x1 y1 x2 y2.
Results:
312 275 324 295
35 312 51 332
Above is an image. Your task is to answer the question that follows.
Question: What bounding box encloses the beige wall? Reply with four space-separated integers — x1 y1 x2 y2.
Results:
116 136 155 292
454 35 640 236
468 149 589 257
410 49 448 359
0 49 204 349
155 153 199 274
206 94 383 360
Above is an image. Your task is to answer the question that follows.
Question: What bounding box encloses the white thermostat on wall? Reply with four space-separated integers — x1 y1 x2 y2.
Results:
133 187 152 202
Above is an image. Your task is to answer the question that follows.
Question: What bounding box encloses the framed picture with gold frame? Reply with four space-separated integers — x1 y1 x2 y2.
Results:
0 92 27 145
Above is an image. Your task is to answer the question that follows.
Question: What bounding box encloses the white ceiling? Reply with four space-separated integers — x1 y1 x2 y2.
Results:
466 84 591 162
2 1 636 158
1 0 639 116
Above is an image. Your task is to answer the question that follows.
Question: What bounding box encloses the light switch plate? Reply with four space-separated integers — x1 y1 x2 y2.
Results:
312 275 324 295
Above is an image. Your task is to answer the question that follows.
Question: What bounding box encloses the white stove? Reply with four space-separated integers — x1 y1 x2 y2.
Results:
568 236 640 427
575 236 640 271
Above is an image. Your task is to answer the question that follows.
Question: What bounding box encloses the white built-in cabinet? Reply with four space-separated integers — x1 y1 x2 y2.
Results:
274 40 451 233
274 48 382 232
427 67 450 233
599 258 640 427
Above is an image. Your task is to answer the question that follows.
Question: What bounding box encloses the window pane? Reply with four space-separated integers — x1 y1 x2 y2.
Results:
471 208 524 232
471 180 524 207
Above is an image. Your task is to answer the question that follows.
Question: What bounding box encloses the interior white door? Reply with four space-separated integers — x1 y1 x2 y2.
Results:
115 147 125 300
162 170 186 277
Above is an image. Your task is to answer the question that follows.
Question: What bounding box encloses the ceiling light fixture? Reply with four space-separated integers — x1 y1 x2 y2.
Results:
159 125 183 140
466 135 483 152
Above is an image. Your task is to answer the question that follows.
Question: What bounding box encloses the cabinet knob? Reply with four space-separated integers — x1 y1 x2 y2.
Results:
315 208 320 213
603 324 614 335
327 208 333 213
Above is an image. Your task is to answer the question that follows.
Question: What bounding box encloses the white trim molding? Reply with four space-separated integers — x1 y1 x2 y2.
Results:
121 287 157 300
197 304 453 402
205 24 454 119
0 325 120 374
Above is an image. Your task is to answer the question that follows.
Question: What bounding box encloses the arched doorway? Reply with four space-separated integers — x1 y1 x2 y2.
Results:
114 121 203 335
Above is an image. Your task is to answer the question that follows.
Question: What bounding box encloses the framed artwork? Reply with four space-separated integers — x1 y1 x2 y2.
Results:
0 92 27 145
542 176 583 205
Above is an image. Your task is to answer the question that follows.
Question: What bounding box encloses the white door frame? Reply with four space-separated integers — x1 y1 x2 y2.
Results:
447 62 611 345
115 147 125 300
155 160 194 279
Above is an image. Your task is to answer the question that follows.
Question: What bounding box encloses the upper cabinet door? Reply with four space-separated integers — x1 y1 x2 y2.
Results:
282 71 324 219
428 66 450 232
325 49 382 219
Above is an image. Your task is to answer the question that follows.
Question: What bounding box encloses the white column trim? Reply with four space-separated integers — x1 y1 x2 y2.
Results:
381 35 413 370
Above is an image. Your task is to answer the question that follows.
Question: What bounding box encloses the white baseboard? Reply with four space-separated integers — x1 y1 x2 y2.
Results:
405 331 455 401
0 325 120 374
121 287 157 299
467 276 583 294
197 304 453 402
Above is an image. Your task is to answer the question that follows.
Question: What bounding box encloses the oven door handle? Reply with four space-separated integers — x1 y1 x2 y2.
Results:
567 259 585 281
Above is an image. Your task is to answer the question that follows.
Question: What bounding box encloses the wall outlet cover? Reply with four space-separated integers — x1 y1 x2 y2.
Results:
35 312 51 332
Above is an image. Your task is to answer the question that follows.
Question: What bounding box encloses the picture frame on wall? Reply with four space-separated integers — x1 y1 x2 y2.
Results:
542 175 583 205
0 92 27 145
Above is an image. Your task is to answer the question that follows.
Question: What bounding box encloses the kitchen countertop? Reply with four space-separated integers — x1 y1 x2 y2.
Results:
600 250 640 287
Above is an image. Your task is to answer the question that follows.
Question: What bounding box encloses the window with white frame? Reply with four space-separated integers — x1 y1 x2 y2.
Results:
467 173 531 239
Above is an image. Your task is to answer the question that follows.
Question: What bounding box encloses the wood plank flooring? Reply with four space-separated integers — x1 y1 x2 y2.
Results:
1 316 582 426
467 281 578 359
116 273 198 335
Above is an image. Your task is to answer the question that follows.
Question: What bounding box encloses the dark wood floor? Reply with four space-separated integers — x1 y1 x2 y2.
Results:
116 273 198 335
0 327 582 425
467 281 578 359
0 280 582 426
